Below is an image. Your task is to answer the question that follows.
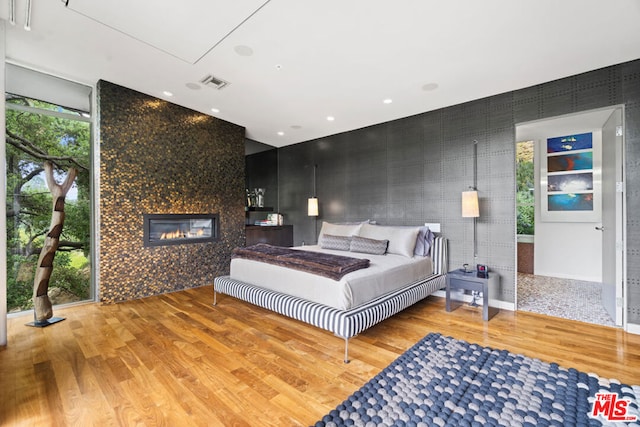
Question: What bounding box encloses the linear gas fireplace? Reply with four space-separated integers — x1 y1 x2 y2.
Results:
143 213 219 247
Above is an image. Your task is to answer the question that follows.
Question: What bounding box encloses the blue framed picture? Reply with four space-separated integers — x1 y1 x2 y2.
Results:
541 131 600 222
547 132 592 153
548 193 593 211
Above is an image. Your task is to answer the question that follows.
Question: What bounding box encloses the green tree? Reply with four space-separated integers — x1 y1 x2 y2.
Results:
5 95 91 312
516 141 535 235
516 191 535 235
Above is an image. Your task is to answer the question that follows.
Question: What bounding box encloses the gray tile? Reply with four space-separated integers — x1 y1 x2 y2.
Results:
517 273 615 327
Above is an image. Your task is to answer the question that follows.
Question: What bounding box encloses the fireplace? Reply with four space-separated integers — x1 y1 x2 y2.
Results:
143 213 219 247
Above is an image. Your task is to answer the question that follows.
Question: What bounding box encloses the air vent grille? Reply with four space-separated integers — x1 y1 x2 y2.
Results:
200 74 229 90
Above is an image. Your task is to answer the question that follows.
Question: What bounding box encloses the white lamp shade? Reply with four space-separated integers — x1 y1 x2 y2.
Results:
461 191 479 218
307 197 319 216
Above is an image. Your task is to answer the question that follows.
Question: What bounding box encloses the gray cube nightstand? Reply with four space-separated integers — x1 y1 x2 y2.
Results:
446 269 499 321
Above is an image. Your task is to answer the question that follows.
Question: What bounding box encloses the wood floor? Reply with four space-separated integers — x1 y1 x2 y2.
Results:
2 286 640 426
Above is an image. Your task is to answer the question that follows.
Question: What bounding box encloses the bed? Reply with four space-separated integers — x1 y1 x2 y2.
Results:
213 222 448 362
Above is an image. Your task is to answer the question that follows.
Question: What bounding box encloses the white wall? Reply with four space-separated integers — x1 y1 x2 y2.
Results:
1 20 8 346
535 224 602 281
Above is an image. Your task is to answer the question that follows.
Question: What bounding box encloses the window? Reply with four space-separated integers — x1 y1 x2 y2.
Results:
5 93 92 312
516 140 535 235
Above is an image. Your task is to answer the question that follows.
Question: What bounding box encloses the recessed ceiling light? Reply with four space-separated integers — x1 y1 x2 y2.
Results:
211 108 220 113
383 99 393 104
185 82 200 90
327 116 335 121
275 64 283 70
234 45 254 56
277 131 284 136
421 83 439 91
163 91 173 97
290 125 302 130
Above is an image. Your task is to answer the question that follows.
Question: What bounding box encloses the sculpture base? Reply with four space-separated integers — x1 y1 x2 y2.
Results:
26 317 66 328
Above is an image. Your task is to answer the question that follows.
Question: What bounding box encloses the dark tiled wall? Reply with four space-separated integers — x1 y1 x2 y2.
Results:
262 59 640 320
245 148 278 210
98 80 245 303
244 148 279 225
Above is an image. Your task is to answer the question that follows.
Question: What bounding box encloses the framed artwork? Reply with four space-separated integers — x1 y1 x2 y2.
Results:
540 132 601 222
547 172 593 193
547 152 593 172
546 132 593 153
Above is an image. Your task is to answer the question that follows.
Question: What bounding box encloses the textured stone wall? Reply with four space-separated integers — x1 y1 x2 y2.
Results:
97 80 245 303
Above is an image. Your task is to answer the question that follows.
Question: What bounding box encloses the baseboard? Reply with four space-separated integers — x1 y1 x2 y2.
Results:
626 322 640 335
532 271 601 283
492 300 516 311
432 290 448 300
432 290 515 311
435 292 638 329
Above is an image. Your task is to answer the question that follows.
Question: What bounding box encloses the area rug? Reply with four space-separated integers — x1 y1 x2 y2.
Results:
312 333 640 426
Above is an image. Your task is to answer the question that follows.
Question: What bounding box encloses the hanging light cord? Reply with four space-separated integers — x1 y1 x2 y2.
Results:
24 0 33 31
313 164 317 197
9 0 16 25
473 140 478 260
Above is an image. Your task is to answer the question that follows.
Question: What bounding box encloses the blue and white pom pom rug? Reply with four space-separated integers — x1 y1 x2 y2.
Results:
312 333 640 427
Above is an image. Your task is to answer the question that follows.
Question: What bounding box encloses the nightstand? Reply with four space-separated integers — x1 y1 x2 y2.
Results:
446 269 499 321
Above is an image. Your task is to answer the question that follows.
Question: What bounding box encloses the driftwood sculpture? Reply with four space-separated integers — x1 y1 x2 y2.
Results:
32 161 77 323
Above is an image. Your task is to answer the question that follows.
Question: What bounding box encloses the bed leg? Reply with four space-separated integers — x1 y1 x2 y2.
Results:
213 290 217 306
343 338 350 364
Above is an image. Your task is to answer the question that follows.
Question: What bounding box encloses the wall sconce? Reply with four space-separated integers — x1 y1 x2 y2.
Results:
307 197 319 216
308 164 318 216
461 190 479 218
462 140 479 263
308 164 319 244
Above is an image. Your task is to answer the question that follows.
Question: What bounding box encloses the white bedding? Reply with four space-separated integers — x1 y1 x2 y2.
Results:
229 245 433 311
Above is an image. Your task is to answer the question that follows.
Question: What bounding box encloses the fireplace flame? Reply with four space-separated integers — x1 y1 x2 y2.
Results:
160 228 205 240
160 229 184 240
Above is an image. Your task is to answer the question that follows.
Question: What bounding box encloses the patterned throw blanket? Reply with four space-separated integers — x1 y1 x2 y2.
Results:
232 243 370 280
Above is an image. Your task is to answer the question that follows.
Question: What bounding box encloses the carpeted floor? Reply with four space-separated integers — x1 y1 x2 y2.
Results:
312 333 640 426
517 273 616 327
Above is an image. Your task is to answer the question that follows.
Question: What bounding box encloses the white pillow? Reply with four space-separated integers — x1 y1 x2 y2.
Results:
317 221 363 246
359 223 421 257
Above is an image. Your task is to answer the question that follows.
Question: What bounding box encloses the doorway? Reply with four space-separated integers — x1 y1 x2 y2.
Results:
515 107 625 327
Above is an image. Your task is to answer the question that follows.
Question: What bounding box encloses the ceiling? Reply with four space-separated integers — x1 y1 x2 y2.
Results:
2 0 640 148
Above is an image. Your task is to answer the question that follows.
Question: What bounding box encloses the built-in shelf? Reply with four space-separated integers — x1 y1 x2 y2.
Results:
245 206 273 212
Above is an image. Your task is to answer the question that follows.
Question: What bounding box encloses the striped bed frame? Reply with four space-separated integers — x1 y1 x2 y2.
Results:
214 236 447 363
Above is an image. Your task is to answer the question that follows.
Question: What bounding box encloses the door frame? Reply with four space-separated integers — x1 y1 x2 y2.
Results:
514 105 627 329
601 107 626 326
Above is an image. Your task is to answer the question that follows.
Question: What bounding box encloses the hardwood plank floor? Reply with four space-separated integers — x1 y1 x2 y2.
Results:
2 286 640 426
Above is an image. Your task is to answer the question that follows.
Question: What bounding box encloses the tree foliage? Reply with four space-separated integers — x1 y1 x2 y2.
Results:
5 95 91 312
516 141 535 235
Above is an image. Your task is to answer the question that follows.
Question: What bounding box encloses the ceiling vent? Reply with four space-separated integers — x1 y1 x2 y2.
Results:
200 74 229 90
